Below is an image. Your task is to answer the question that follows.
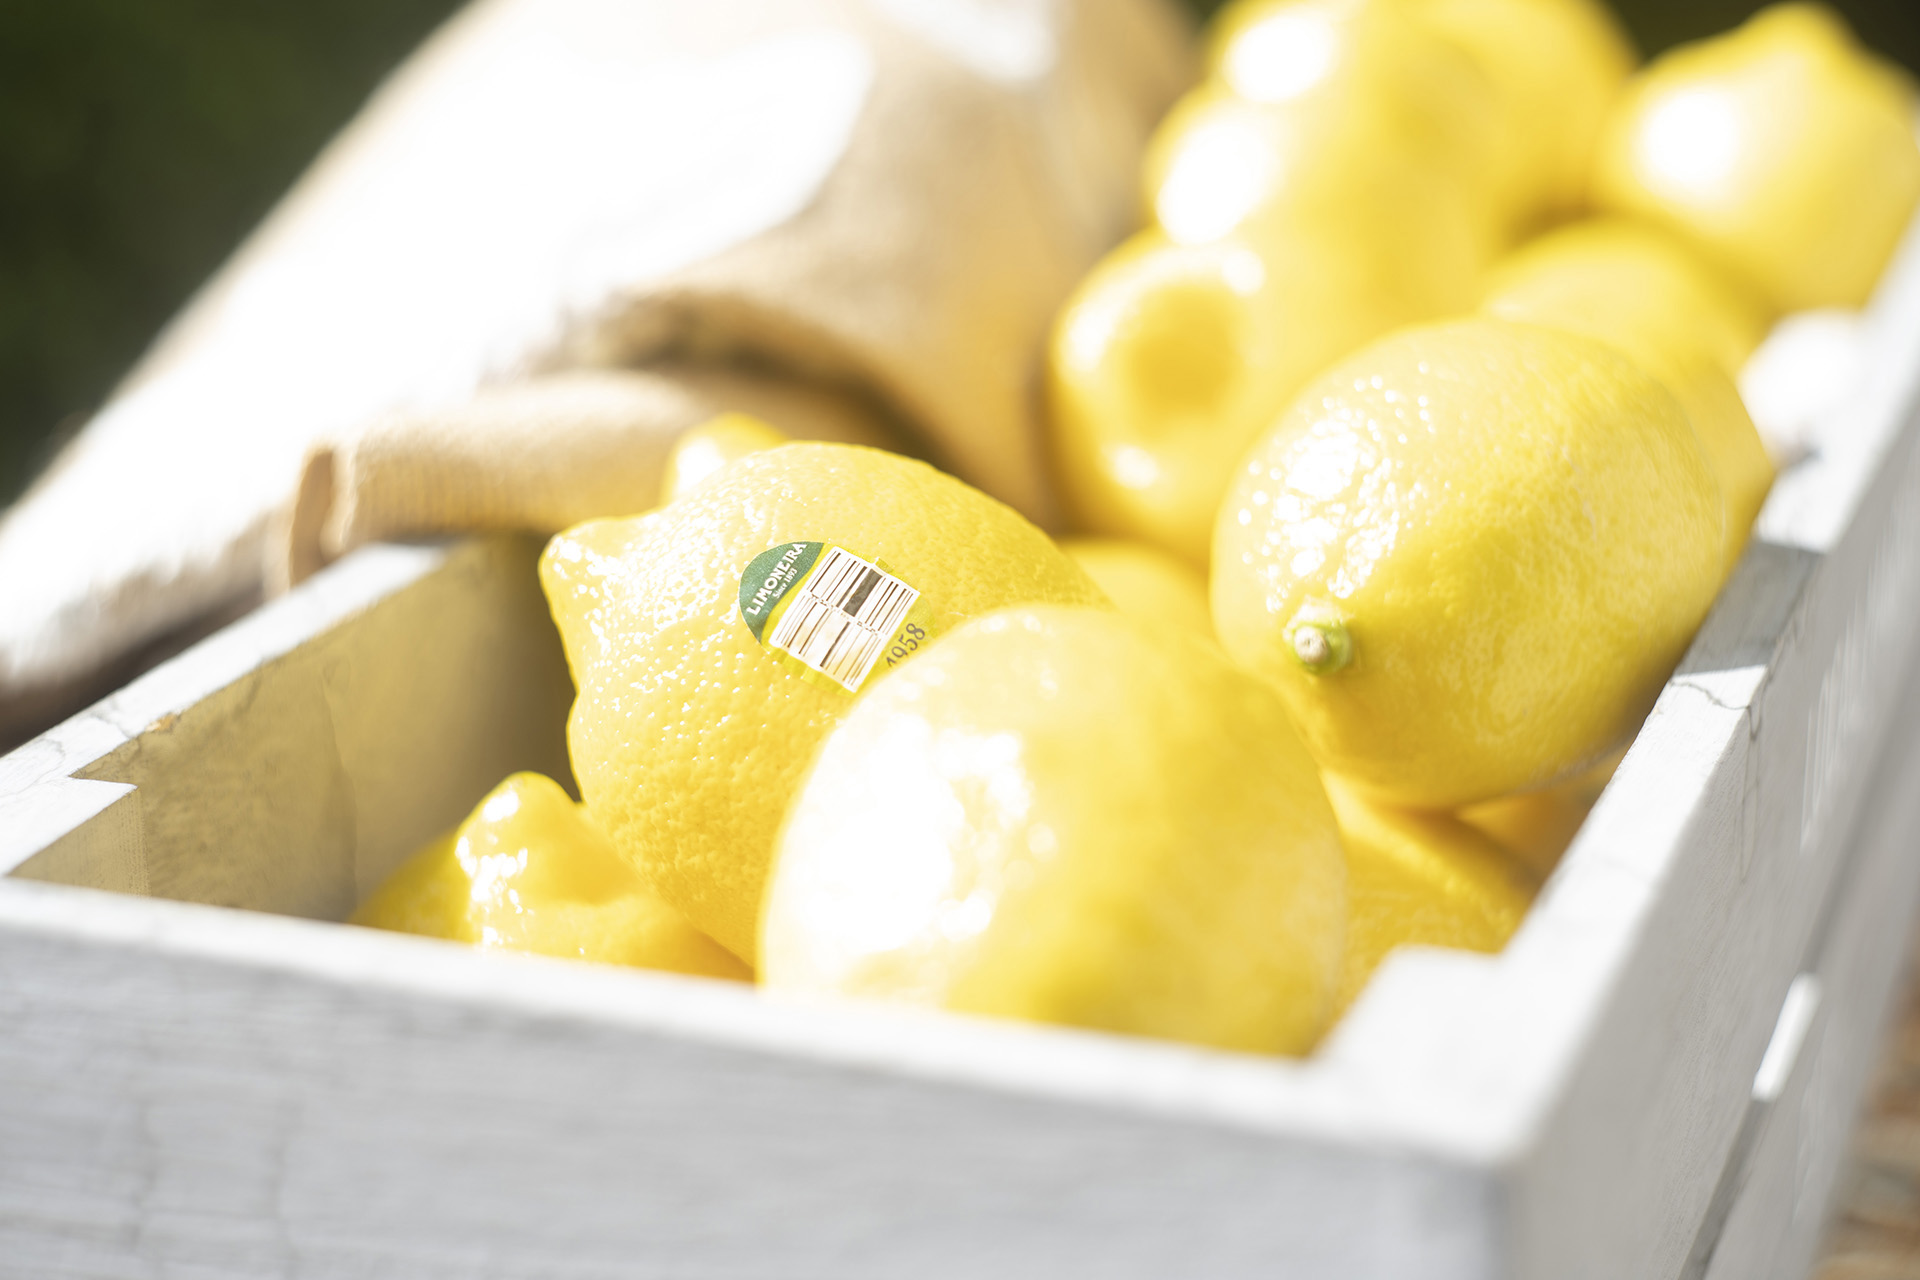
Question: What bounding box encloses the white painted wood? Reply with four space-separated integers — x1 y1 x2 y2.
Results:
1697 660 1920 1280
0 536 574 914
5 214 1920 1278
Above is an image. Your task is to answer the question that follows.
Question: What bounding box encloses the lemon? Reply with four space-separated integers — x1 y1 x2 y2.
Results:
1324 776 1536 1012
351 772 749 980
1481 219 1775 566
1212 318 1725 809
1201 0 1501 204
660 412 790 503
1145 84 1490 321
760 605 1346 1055
1411 0 1635 230
1048 231 1420 564
1458 749 1622 879
1592 3 1920 312
541 443 1107 961
1061 537 1214 640
1482 218 1769 376
1149 0 1500 312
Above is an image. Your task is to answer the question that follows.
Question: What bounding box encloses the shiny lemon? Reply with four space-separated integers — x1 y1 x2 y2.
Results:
541 443 1107 961
1212 318 1725 809
352 772 749 980
1482 218 1775 565
760 605 1346 1055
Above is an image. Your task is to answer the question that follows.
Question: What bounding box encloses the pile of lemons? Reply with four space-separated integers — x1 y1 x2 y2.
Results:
354 2 1920 1056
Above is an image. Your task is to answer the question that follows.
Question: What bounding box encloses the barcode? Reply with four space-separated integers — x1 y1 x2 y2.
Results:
767 546 919 691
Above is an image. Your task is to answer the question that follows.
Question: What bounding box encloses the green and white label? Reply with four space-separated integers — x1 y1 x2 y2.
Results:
738 542 933 692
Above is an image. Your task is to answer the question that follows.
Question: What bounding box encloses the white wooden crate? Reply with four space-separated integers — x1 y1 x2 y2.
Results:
7 222 1920 1277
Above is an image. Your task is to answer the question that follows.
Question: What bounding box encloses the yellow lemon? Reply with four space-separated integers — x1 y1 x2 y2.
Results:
1048 231 1419 564
1592 3 1920 312
1061 537 1214 640
760 605 1346 1056
1324 777 1536 1012
352 772 749 980
1411 0 1635 229
661 412 790 503
1201 0 1502 202
1145 83 1490 320
541 443 1107 961
1212 318 1725 809
1481 217 1769 375
1459 749 1622 879
1481 218 1775 566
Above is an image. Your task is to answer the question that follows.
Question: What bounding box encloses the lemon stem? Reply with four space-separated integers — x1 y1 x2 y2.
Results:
1287 610 1352 675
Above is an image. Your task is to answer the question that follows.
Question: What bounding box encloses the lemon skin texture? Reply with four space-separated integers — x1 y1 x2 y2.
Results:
661 412 790 503
1049 231 1418 565
1592 3 1920 313
760 605 1346 1056
1062 537 1215 640
1482 219 1774 567
1212 318 1725 809
1323 776 1536 1013
541 443 1109 962
1411 0 1635 231
351 773 749 980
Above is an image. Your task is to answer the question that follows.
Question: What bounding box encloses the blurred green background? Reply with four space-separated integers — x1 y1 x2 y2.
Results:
1 0 1916 508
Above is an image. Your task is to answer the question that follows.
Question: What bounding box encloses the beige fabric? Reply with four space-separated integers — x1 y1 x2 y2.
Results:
276 366 898 588
0 0 1192 717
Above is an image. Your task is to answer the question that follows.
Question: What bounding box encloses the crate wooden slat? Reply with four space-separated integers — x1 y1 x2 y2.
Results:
5 213 1920 1276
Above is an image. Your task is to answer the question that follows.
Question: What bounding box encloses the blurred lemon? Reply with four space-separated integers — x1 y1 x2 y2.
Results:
1459 749 1622 879
1150 0 1501 312
1412 0 1635 229
760 605 1346 1056
661 412 789 503
1061 537 1214 639
541 443 1107 961
1048 231 1418 564
1212 318 1724 808
1202 0 1502 201
1592 3 1920 312
1325 776 1536 1011
1145 84 1490 320
1482 218 1768 374
352 772 749 980
1482 219 1775 565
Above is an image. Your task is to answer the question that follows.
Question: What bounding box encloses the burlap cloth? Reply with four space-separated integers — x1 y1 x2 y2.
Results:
0 0 1191 738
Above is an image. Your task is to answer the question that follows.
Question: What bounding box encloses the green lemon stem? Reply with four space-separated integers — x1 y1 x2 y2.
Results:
1287 611 1352 675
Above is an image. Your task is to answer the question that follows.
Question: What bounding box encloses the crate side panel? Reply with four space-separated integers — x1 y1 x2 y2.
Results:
49 536 574 919
7 784 144 895
1500 692 1761 1278
0 887 1496 1280
1509 334 1920 1279
1700 662 1920 1279
312 535 574 900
